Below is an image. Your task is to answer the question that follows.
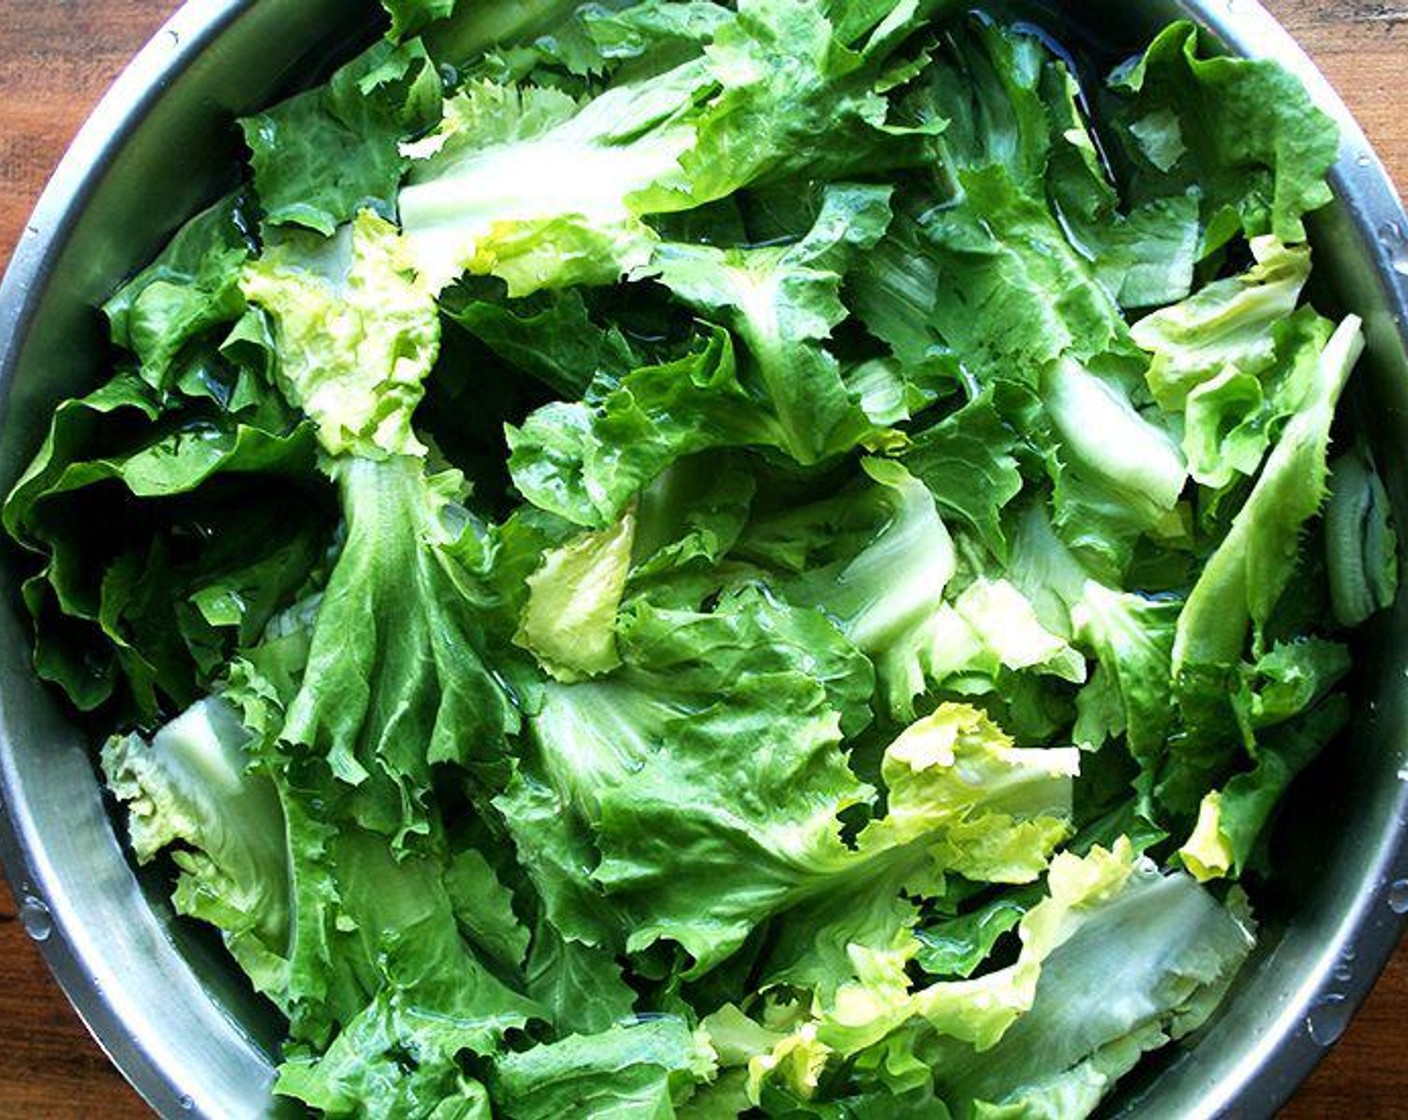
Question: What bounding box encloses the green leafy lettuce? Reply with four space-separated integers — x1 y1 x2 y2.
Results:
8 4 1385 1120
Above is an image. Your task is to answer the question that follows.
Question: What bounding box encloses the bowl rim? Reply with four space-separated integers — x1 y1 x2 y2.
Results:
1 1 1407 1117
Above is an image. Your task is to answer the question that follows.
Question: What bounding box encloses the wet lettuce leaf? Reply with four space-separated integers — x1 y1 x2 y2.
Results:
242 41 442 236
1108 21 1339 258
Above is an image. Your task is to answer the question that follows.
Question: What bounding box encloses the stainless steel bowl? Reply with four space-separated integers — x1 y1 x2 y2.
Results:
2 1 1406 1117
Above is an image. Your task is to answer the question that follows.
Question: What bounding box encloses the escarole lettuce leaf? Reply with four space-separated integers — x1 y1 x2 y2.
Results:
492 1018 718 1119
1131 236 1331 491
740 702 1076 1014
736 457 957 720
230 618 544 1115
737 458 1087 730
399 68 703 293
1131 237 1313 411
811 840 1249 1053
250 362 519 857
501 583 878 967
239 210 440 459
10 4 1384 1120
915 845 1254 1116
3 194 329 723
506 183 899 528
241 40 443 237
103 697 291 995
381 0 459 43
505 325 777 528
851 703 1079 887
740 841 1252 1116
1108 20 1339 257
278 454 522 842
1326 442 1400 627
104 672 540 1117
0 375 325 720
1170 319 1362 775
398 0 945 295
101 193 255 393
241 209 523 847
519 650 1078 977
513 505 637 681
650 181 895 466
271 823 542 1117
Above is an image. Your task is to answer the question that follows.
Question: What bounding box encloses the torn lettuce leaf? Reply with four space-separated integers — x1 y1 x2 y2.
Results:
1132 239 1331 493
740 840 1251 1120
1180 692 1350 882
514 507 636 681
107 673 541 1117
103 698 290 995
919 845 1253 1117
1325 442 1400 627
240 211 441 459
650 181 894 465
902 392 1023 562
506 326 783 528
242 40 442 236
1071 582 1179 780
1108 21 1339 258
440 280 643 400
273 826 543 1116
399 69 702 293
1173 320 1363 714
491 1018 717 1119
520 584 877 970
913 892 1036 981
1 367 326 721
399 0 943 294
505 183 900 528
279 455 522 846
736 458 958 720
102 193 254 392
1131 237 1313 412
381 0 458 42
240 208 526 848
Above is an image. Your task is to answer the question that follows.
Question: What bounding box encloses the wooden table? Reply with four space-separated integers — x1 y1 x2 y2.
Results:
0 1 1405 1116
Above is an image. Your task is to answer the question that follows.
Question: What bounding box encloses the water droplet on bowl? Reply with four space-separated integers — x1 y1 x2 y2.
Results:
177 1094 194 1111
1375 223 1408 277
1389 879 1408 913
19 896 52 942
164 29 181 49
1357 153 1373 168
1306 993 1351 1047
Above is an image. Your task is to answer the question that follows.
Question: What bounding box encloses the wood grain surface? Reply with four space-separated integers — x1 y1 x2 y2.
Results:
0 1 1405 1117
